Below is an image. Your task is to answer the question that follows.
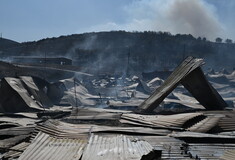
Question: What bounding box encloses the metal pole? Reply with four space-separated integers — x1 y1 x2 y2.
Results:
44 50 47 80
127 47 130 76
74 77 78 107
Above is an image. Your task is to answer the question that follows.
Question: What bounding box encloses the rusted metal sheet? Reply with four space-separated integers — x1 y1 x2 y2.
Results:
18 132 87 160
82 134 153 160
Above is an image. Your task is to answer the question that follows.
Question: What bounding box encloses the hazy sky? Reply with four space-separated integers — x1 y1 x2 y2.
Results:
1 0 234 42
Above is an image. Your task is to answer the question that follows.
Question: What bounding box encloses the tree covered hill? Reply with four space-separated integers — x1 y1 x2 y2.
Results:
1 31 235 73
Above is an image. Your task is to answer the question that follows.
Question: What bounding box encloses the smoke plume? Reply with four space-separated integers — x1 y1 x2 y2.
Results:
88 0 225 40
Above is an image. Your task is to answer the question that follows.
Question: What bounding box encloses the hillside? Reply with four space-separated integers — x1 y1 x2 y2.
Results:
1 31 235 73
0 38 19 51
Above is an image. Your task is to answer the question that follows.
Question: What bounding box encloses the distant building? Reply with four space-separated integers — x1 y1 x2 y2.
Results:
11 56 72 65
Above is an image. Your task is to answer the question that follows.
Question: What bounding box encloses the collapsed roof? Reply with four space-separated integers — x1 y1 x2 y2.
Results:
136 57 228 114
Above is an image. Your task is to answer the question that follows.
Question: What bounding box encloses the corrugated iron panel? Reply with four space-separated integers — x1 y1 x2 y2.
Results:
3 142 30 159
121 112 203 129
136 57 205 113
139 136 191 159
187 114 223 133
20 76 53 108
0 134 29 149
170 131 235 139
220 150 235 160
66 107 122 120
185 143 235 160
35 120 171 138
19 132 87 160
4 77 43 111
218 111 235 132
136 57 227 113
82 134 153 160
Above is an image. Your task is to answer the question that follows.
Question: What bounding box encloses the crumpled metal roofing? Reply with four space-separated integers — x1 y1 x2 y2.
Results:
140 136 191 159
66 107 122 120
20 76 53 108
18 132 155 160
82 134 153 160
187 114 223 133
35 120 171 138
121 112 203 129
218 111 235 132
3 77 43 111
2 142 30 159
136 56 227 113
185 143 235 159
221 149 235 160
18 132 87 160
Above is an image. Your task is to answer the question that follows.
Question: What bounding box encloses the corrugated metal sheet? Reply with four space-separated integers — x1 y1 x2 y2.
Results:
170 131 235 139
218 111 235 132
82 134 153 160
220 150 235 160
139 136 191 159
19 132 87 160
0 116 38 126
4 77 43 111
0 126 35 136
35 120 171 138
121 112 203 129
136 57 204 113
136 56 227 113
0 135 29 149
66 107 122 120
187 114 223 133
185 143 235 159
191 110 235 133
20 76 53 108
2 142 30 159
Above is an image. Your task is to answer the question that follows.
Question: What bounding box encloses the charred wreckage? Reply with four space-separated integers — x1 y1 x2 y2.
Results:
0 56 235 160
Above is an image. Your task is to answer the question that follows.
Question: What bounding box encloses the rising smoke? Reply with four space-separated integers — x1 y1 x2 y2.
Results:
89 0 225 41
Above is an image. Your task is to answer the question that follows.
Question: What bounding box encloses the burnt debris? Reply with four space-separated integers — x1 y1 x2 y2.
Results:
0 56 234 160
136 57 227 114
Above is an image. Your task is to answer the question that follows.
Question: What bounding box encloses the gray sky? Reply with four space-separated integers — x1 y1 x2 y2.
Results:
0 0 234 42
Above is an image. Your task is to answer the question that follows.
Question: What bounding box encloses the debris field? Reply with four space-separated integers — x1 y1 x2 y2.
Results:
0 57 235 160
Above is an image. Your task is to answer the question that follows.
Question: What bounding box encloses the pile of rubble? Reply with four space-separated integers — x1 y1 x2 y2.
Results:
0 57 235 160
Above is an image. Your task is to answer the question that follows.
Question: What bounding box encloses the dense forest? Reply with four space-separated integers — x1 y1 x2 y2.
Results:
1 31 235 73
